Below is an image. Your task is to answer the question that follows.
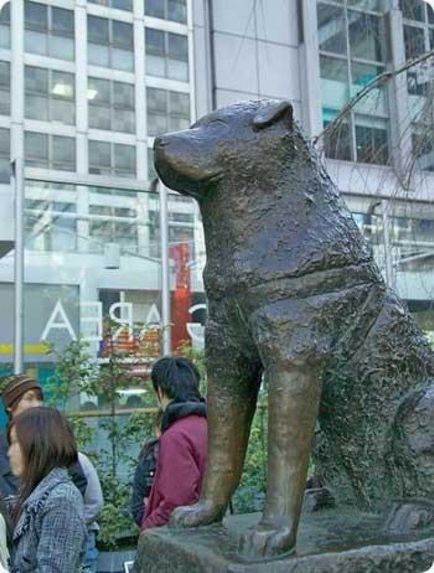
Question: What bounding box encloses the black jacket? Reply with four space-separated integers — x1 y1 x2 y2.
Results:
130 438 159 526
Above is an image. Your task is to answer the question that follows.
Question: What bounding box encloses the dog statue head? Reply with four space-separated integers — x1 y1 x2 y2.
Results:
154 100 300 200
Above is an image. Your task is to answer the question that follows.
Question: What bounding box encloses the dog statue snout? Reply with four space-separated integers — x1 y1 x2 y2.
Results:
154 136 169 150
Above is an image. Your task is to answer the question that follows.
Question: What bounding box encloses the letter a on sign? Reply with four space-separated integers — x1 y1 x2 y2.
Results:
41 300 77 341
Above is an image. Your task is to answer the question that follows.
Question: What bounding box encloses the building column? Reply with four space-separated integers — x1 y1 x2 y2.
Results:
297 1 323 139
387 6 413 181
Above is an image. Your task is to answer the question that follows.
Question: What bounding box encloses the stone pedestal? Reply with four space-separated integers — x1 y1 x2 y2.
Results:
134 509 434 573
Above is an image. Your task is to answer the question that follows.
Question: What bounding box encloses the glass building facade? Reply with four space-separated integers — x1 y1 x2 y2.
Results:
0 0 433 424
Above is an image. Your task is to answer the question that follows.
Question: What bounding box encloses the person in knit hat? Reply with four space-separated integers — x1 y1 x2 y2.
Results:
0 375 44 498
2 375 43 418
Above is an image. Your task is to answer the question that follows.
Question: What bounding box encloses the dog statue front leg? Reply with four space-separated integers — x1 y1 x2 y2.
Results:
239 363 322 559
171 333 262 529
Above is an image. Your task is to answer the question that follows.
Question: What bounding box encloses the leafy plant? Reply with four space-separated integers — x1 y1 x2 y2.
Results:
46 331 159 550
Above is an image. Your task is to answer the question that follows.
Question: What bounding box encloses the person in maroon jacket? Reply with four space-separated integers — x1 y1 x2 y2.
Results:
141 357 207 530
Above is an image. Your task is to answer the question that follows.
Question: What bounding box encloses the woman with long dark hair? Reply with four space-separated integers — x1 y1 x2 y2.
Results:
8 407 86 572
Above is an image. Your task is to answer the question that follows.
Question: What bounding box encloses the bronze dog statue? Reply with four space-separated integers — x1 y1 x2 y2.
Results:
154 99 434 559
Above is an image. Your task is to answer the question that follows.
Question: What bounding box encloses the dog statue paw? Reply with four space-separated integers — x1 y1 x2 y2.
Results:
239 520 296 560
169 500 224 528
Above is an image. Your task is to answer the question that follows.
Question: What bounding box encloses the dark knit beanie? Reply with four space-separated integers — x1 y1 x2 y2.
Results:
2 375 43 410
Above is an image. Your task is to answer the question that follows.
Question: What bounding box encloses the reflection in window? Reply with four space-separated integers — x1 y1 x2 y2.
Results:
404 25 426 59
145 28 189 82
89 203 138 253
348 11 385 61
401 0 434 172
400 0 425 22
0 62 10 116
88 78 135 133
25 66 75 125
89 140 136 177
412 125 434 171
317 0 389 165
355 118 389 165
323 117 352 161
145 0 187 24
146 87 190 136
24 2 74 61
317 3 347 55
88 16 134 72
0 128 10 183
25 197 77 252
0 4 10 49
25 132 76 171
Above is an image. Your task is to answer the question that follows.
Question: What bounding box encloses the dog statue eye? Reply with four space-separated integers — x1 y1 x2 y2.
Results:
208 119 227 128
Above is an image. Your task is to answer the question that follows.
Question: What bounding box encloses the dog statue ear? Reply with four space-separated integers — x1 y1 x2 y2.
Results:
253 100 293 130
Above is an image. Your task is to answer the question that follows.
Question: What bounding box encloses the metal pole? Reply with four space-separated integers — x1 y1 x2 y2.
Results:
381 200 394 288
11 158 25 374
159 181 171 355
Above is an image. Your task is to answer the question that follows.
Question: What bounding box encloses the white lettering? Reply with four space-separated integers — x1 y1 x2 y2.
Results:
80 302 103 342
109 302 133 341
41 300 77 341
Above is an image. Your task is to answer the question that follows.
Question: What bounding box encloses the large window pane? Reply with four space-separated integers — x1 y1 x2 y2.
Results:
49 36 74 60
88 44 110 67
112 0 133 10
145 0 165 19
25 1 47 31
412 125 434 171
52 136 75 171
348 11 385 61
170 91 189 114
146 29 166 77
317 3 347 55
404 25 426 59
168 0 187 23
0 4 10 49
25 30 48 56
324 118 352 161
89 141 111 174
113 110 135 133
400 0 425 22
320 55 349 111
355 118 389 164
52 7 74 36
146 28 165 55
52 71 74 99
113 82 134 109
114 143 136 175
113 21 133 50
351 62 387 116
25 132 48 167
112 49 134 71
0 128 10 183
0 62 10 116
25 66 48 120
26 66 48 93
88 16 109 44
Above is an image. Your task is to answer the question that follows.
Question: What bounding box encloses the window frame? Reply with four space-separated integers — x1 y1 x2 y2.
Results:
24 1 75 61
88 76 136 133
25 131 76 172
24 65 75 125
88 139 137 178
317 0 391 165
87 15 135 71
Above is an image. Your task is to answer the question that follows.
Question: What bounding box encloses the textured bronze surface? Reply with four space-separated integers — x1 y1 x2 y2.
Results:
154 99 434 559
135 510 434 572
